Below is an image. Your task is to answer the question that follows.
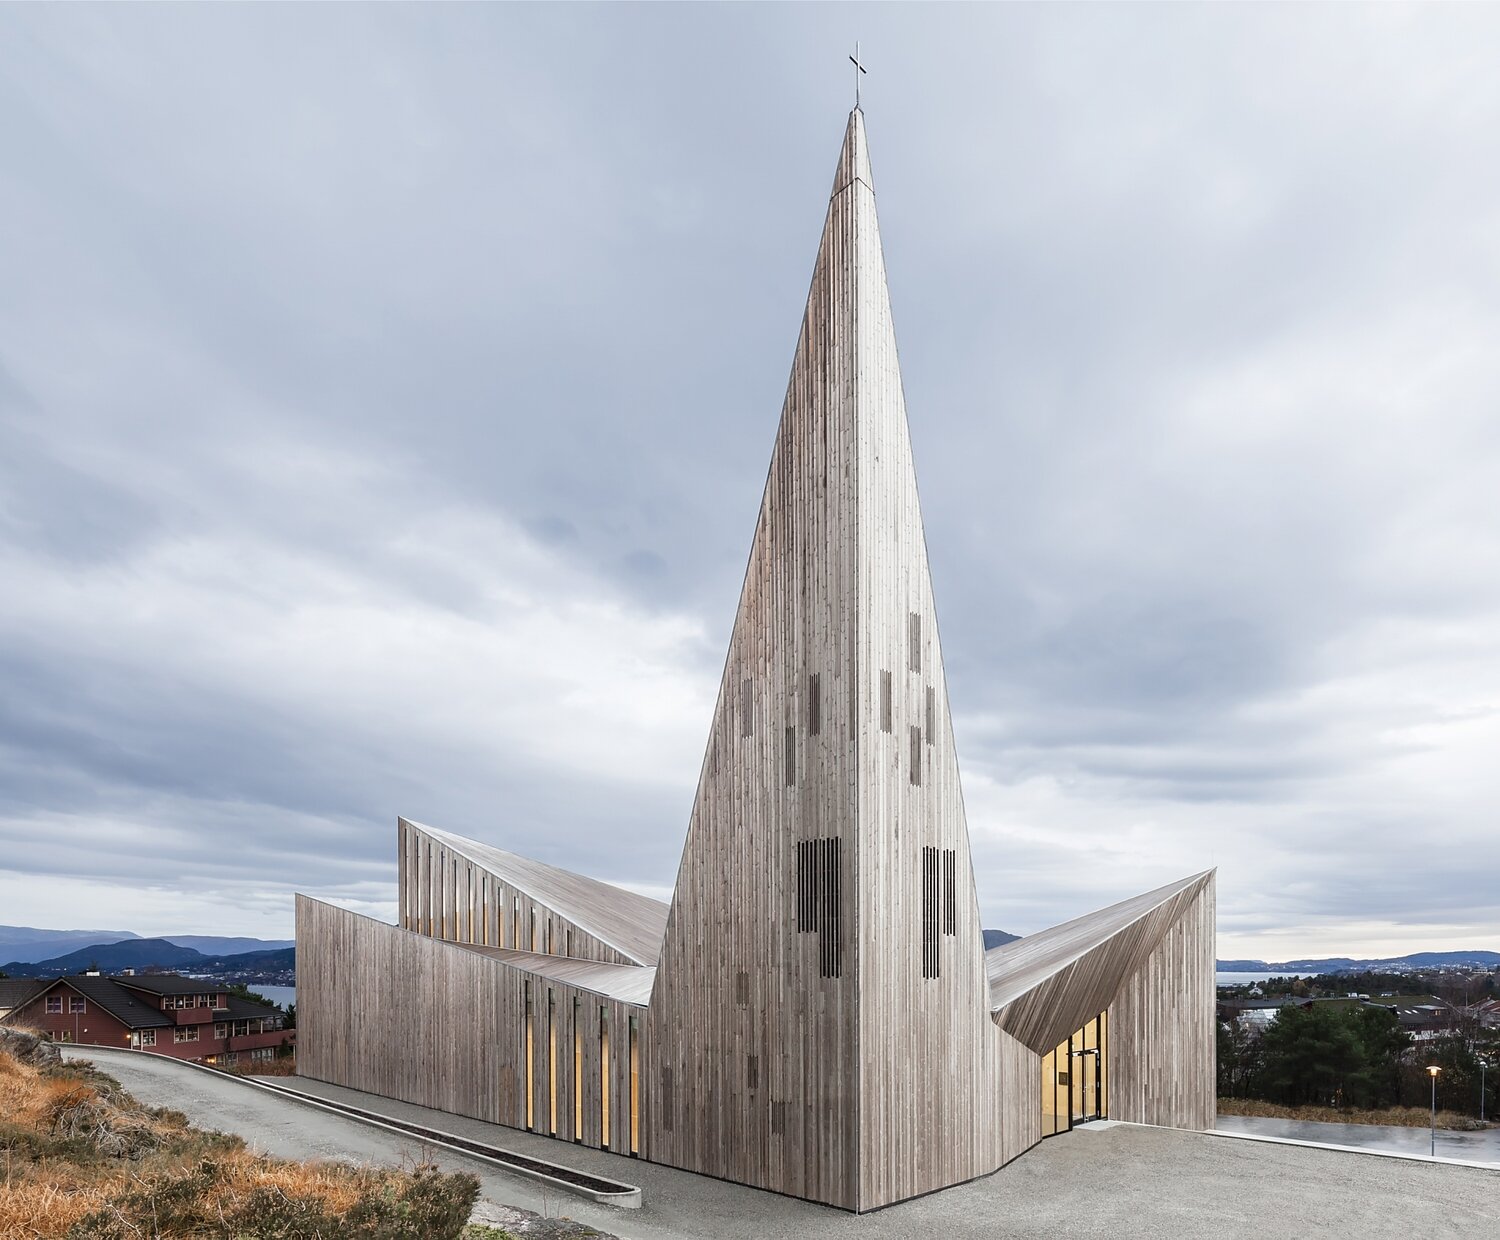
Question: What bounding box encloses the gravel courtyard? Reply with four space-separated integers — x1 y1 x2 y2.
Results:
65 1048 1497 1239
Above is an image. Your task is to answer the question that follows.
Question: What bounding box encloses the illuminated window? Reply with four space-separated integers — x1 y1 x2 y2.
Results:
574 998 583 1141
548 990 558 1135
524 982 534 1131
600 1007 611 1149
629 1014 640 1156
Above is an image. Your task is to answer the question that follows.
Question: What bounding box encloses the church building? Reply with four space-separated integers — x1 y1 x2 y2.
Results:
296 108 1216 1213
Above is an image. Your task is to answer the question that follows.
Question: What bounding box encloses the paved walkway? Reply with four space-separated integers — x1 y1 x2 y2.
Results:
64 1049 1499 1238
1216 1114 1500 1166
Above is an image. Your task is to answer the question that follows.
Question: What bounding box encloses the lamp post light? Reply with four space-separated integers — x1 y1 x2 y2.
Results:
1428 1065 1442 1157
1481 1060 1488 1124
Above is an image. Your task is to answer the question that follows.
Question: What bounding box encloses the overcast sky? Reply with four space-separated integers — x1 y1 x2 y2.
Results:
2 5 1497 962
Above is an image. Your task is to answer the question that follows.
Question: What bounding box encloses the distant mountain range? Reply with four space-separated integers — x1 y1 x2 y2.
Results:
1217 950 1500 974
0 925 295 976
983 929 1020 950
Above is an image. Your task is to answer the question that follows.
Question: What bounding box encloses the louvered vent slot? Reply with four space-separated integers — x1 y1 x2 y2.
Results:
795 838 843 978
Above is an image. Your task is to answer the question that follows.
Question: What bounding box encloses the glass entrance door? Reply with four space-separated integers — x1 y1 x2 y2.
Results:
1039 1010 1108 1137
1071 1047 1099 1123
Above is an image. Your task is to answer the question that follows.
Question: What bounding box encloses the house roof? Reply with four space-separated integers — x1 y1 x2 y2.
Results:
0 978 45 1012
404 818 670 967
52 976 174 1030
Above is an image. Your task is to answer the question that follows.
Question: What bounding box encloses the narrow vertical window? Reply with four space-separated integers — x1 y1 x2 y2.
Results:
573 997 583 1141
600 1007 611 1149
548 990 558 1135
629 1014 640 1155
910 726 922 786
736 971 750 1007
524 981 535 1129
943 848 957 936
926 686 935 746
740 676 753 737
662 1066 674 1133
747 1054 759 1091
808 673 822 736
784 725 796 787
880 670 892 733
909 611 922 673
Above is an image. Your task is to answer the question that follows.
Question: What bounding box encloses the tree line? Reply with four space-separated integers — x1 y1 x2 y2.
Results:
1219 1003 1498 1115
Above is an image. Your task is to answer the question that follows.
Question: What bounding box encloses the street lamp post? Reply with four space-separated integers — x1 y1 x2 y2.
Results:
1428 1065 1442 1157
1481 1061 1488 1124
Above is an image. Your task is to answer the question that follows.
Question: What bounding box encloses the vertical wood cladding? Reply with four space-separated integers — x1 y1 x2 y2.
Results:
296 895 638 1154
396 819 638 967
1107 883 1217 1132
300 107 1219 1217
645 109 997 1213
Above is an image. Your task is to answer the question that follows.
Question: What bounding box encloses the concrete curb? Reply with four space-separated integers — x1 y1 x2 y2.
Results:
63 1045 644 1208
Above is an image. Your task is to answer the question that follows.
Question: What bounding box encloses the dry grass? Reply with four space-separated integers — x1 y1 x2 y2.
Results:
1218 1097 1491 1130
0 1048 478 1239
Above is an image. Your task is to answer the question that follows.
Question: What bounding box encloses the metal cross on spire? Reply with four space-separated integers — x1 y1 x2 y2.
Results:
849 43 867 110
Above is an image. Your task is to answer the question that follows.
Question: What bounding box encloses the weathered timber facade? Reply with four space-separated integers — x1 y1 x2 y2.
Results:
296 107 1216 1213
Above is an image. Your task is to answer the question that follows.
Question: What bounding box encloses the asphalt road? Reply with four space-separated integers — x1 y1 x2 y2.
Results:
63 1048 1500 1238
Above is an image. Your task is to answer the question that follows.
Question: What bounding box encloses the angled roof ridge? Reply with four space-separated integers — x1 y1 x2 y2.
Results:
987 869 1212 956
986 869 1213 1011
401 817 670 966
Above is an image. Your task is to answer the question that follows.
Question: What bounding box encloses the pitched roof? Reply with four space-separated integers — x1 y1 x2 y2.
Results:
404 818 670 967
985 871 1214 1052
0 978 45 1012
53 976 173 1030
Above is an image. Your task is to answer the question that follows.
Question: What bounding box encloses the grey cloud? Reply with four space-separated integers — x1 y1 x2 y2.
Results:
1 5 1498 954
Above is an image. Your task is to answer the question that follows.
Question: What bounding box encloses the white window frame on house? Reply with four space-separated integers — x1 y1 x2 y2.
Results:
69 997 87 1014
173 1026 200 1044
249 1047 275 1062
46 996 63 1014
139 1030 156 1047
214 1024 228 1039
50 1030 73 1043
